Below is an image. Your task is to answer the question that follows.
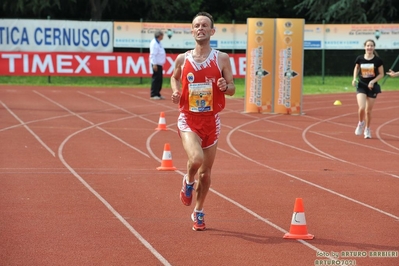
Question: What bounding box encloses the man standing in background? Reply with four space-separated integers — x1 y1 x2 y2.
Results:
149 30 166 100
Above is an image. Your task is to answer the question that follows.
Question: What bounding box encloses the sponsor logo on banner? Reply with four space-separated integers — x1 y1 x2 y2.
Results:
245 18 304 114
304 24 399 49
0 52 247 77
244 18 275 113
113 21 399 50
113 22 248 50
0 19 113 52
274 19 304 115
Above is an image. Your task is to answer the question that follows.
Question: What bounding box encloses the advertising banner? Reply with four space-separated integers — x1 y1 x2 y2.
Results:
245 18 304 115
305 24 399 49
114 21 248 50
0 19 113 52
0 52 247 77
303 24 324 49
244 18 275 113
273 19 304 115
2 19 398 51
114 21 399 50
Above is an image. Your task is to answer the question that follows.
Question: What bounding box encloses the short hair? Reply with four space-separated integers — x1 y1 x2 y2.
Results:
192 12 214 28
154 30 163 38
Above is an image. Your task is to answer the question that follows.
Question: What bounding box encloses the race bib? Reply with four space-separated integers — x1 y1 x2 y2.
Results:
188 82 213 112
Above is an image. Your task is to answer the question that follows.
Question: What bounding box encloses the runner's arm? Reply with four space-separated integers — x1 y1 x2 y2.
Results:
218 52 235 96
171 54 184 104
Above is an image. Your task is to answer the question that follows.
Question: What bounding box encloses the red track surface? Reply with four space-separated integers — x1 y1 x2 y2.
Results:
1 85 398 266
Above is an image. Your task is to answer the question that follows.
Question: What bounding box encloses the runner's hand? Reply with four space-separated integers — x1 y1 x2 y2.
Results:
171 92 180 104
217 77 228 92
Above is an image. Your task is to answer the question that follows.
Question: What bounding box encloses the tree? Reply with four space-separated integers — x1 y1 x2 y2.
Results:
144 0 204 22
1 0 62 18
1 0 398 23
185 0 306 24
89 0 108 21
294 0 398 23
0 0 105 20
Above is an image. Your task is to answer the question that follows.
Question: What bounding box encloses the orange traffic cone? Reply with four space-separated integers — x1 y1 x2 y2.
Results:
155 112 168 131
157 143 177 171
283 198 314 239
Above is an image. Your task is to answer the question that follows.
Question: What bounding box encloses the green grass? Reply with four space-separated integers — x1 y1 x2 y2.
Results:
303 76 398 95
1 75 398 98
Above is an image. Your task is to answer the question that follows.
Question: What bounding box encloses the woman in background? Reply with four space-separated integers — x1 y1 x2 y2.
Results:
352 39 384 139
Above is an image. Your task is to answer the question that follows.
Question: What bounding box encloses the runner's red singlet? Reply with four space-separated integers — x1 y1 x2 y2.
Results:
177 49 226 148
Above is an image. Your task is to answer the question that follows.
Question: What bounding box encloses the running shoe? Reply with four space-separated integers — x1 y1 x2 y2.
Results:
180 175 194 206
355 121 364 135
364 128 371 139
191 211 206 231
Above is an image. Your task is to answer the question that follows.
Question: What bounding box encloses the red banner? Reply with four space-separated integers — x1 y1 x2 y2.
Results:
0 52 247 78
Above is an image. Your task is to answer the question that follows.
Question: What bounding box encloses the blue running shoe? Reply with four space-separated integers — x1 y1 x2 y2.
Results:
191 211 206 231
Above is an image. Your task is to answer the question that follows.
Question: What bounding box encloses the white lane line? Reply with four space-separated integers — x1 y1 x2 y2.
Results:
210 188 336 259
227 118 399 219
145 122 337 262
311 131 399 156
80 90 167 127
34 91 149 158
240 130 335 160
36 90 171 265
58 125 171 266
138 94 399 220
0 113 71 132
302 113 399 179
0 101 55 157
376 117 399 152
0 107 127 132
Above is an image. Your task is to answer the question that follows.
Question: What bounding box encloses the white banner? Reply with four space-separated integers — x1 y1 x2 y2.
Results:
0 19 113 52
114 21 399 50
305 24 399 49
113 22 247 50
2 19 398 51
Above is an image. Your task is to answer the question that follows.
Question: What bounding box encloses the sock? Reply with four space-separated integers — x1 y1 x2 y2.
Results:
185 175 194 185
194 209 203 213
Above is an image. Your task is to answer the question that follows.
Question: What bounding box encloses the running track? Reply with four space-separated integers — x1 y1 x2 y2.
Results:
1 85 398 266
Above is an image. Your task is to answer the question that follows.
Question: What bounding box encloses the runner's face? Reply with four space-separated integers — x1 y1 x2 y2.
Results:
191 16 214 42
364 41 375 54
